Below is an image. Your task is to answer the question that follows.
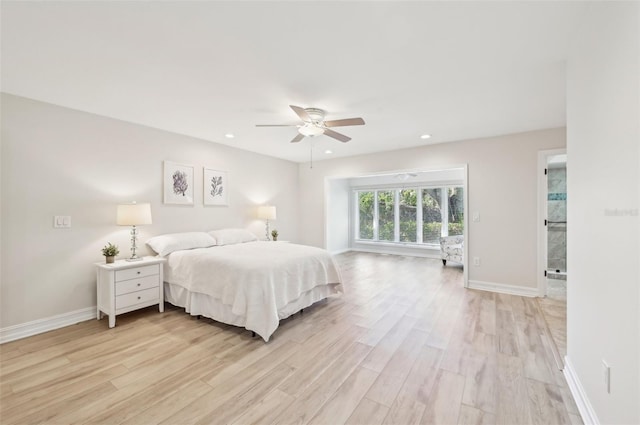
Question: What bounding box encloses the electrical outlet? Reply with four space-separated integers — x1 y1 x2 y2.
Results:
472 212 480 222
473 257 481 266
602 360 611 393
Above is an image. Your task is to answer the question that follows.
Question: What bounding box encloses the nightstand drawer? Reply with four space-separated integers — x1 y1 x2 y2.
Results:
116 287 159 310
115 275 159 296
115 265 158 282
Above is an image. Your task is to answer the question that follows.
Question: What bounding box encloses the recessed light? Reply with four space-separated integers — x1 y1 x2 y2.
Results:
225 133 235 139
420 134 432 139
325 150 333 154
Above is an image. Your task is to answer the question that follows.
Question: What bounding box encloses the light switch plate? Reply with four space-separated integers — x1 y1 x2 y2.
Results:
54 216 71 228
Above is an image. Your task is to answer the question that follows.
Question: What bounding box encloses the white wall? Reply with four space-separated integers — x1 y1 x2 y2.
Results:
0 94 299 329
566 2 639 424
349 168 465 188
325 178 350 254
298 128 565 291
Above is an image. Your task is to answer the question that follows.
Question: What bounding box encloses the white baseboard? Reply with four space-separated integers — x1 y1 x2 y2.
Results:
467 279 538 297
563 356 600 425
350 246 441 259
0 306 96 344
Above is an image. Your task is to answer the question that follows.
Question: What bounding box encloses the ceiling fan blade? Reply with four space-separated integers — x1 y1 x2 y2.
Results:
323 128 351 143
256 124 298 127
323 117 365 127
290 133 305 143
290 105 311 122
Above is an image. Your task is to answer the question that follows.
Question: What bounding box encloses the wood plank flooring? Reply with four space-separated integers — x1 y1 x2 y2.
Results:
537 279 567 367
0 252 581 424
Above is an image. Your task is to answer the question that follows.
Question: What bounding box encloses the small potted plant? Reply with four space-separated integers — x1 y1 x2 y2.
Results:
101 242 119 263
271 229 279 241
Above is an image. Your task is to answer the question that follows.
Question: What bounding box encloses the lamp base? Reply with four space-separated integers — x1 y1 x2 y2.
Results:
265 219 271 241
127 225 143 262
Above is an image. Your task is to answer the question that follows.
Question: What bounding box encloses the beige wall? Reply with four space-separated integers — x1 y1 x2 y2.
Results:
298 128 565 290
1 94 300 328
566 2 639 423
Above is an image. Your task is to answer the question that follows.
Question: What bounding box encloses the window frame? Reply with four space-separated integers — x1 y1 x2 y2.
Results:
352 183 464 248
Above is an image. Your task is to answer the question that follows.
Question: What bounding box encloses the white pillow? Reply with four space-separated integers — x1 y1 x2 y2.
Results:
208 228 258 246
146 232 217 256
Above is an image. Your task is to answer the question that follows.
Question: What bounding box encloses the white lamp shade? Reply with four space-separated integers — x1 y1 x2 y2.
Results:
257 205 277 220
117 203 152 226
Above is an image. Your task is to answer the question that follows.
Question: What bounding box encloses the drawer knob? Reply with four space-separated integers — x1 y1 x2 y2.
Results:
137 283 141 286
137 271 141 275
138 296 141 300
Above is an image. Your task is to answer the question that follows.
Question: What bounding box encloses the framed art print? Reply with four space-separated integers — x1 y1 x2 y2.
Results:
164 161 194 205
203 168 228 206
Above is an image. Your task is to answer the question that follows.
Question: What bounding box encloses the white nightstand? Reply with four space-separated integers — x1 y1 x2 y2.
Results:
96 256 166 328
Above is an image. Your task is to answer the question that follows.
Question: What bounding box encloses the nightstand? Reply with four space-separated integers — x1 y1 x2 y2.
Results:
96 256 166 328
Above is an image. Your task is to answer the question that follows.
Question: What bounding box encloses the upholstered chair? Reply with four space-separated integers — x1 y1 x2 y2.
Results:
440 235 464 266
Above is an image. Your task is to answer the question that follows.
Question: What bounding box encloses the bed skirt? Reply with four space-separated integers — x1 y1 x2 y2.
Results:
164 281 342 341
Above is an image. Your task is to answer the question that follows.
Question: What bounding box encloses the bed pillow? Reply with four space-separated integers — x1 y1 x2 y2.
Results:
146 232 217 256
208 228 258 246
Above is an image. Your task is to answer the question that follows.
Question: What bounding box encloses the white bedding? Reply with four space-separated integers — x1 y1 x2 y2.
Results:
163 241 343 341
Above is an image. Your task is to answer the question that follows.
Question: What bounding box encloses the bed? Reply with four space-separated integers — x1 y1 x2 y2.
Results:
156 235 343 342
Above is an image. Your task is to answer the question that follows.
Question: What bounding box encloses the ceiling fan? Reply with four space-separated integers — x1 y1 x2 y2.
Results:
257 105 365 143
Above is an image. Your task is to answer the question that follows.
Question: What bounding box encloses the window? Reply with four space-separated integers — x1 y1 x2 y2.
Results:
399 189 417 242
422 188 442 244
354 185 463 246
378 190 394 241
358 191 374 240
447 187 464 236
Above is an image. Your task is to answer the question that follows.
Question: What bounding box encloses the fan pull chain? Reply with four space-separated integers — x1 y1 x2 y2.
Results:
309 143 313 169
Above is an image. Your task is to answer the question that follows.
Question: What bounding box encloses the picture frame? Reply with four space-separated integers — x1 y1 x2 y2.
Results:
163 161 194 205
203 168 228 206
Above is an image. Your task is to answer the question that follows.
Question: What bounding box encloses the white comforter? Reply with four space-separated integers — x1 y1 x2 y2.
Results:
164 241 343 341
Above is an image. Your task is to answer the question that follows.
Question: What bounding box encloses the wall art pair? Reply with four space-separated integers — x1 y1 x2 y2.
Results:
163 160 228 206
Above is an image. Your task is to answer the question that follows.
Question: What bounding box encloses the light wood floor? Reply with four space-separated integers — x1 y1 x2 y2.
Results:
0 252 582 425
537 279 567 365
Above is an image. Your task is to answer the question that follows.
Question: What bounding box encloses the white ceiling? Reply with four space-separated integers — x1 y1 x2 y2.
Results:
1 1 586 163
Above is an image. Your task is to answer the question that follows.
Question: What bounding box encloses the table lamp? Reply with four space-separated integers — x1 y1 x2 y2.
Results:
117 202 152 261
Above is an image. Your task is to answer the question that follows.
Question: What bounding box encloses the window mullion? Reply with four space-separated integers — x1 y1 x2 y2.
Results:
441 188 449 237
373 191 379 240
417 188 423 243
394 190 400 242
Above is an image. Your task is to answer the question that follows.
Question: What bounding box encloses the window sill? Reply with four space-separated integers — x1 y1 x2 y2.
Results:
351 240 441 259
353 240 439 249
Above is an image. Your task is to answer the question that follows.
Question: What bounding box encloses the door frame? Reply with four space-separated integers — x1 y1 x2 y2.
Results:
537 148 567 297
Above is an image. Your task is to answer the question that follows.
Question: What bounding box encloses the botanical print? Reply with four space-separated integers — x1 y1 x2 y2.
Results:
203 168 228 206
173 170 189 196
210 175 223 198
164 161 194 205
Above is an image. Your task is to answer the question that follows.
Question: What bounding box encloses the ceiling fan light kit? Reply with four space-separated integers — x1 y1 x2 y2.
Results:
298 123 325 137
257 105 365 144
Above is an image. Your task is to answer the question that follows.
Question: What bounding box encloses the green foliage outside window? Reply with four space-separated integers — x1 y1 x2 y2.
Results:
358 191 374 239
447 187 464 236
399 189 417 242
378 190 394 241
357 186 464 244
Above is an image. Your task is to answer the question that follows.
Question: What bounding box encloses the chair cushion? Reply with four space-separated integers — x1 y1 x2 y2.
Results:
443 245 463 256
440 235 464 246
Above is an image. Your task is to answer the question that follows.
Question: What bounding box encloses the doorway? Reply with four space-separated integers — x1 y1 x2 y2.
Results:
546 154 567 293
537 149 567 368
